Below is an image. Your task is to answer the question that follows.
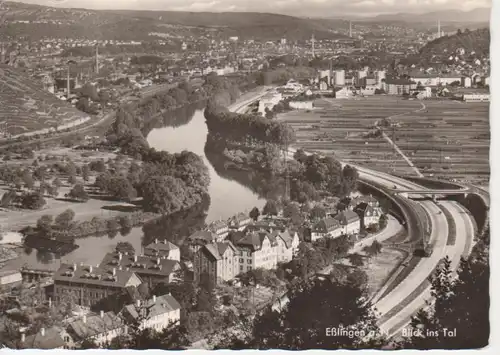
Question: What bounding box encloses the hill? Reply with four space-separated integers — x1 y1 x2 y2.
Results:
0 1 348 41
368 8 490 23
0 65 90 137
419 28 490 59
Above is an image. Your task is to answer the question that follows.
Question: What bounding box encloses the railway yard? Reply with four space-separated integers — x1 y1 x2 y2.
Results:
279 95 489 186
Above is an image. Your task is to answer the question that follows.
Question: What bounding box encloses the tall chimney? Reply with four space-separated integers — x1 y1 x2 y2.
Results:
40 328 45 337
95 44 99 74
100 310 104 318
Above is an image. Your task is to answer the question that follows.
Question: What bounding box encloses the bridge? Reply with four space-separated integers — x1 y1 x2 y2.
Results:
389 188 471 200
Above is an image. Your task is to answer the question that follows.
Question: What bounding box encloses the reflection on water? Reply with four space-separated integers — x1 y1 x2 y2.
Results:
6 105 271 270
147 108 266 222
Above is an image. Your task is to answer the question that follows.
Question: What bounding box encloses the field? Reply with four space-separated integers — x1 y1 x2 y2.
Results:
362 248 408 296
0 65 90 137
280 95 490 184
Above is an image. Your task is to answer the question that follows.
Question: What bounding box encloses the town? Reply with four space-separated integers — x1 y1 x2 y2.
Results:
0 0 491 351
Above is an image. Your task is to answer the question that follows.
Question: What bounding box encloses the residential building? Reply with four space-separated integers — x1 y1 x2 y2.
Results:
144 239 180 261
349 195 380 210
271 229 300 263
334 210 361 235
53 263 143 307
67 311 125 347
122 294 181 332
258 91 283 114
311 218 343 241
15 327 70 349
207 220 230 241
374 70 386 88
193 241 239 285
228 212 253 231
232 231 278 271
99 252 180 288
354 203 382 231
188 230 217 245
245 219 287 233
383 78 415 95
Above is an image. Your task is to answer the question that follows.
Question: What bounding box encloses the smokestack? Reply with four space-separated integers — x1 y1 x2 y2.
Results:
40 328 45 337
349 20 352 38
67 65 70 96
100 310 104 318
438 20 441 38
95 44 99 74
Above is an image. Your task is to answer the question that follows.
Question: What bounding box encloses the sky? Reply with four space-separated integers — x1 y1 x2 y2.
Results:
13 0 492 16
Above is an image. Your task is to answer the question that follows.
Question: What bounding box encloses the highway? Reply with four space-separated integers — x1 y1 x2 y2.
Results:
285 142 475 339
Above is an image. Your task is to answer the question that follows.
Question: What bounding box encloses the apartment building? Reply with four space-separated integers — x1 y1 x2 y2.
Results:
122 294 181 332
311 217 343 241
99 252 180 288
334 210 361 235
53 264 142 307
271 229 300 263
67 311 125 347
193 241 239 285
144 239 180 261
354 202 382 231
383 78 415 95
207 220 230 241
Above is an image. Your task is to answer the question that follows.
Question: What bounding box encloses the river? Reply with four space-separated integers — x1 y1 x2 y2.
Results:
4 105 266 269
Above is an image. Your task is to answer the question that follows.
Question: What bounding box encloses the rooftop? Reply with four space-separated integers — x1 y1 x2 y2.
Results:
99 252 179 277
53 263 141 288
68 311 124 341
123 294 181 321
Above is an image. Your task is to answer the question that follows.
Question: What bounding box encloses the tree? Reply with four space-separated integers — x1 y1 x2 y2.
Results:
36 215 53 234
115 241 135 255
263 200 279 216
22 171 34 190
347 253 365 267
250 207 260 221
20 191 46 210
68 184 89 202
218 277 385 349
55 209 75 231
379 214 388 229
81 164 90 182
310 205 326 220
68 174 78 185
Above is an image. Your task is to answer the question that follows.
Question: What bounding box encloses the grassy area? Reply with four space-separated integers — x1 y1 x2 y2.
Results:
363 248 408 296
438 204 457 246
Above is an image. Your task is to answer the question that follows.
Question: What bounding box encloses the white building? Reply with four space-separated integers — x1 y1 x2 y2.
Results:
333 70 346 87
374 70 386 88
334 210 360 235
122 294 181 332
335 87 353 99
463 93 490 102
272 230 300 263
258 91 283 114
360 85 378 96
0 270 22 288
311 218 343 241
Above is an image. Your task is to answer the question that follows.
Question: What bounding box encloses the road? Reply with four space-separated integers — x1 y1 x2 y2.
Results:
350 215 403 254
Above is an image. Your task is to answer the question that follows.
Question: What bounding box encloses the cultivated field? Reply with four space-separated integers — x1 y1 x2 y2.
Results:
280 96 490 184
0 65 90 137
